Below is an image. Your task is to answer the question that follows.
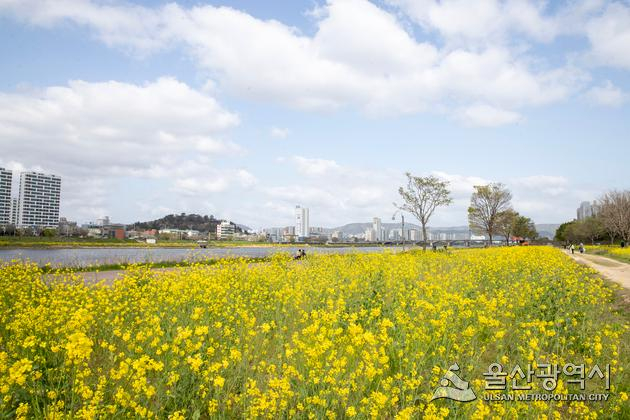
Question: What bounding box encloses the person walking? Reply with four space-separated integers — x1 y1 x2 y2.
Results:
579 243 585 254
570 244 575 254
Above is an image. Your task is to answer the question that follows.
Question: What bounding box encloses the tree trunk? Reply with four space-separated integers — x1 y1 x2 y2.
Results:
421 223 427 251
488 232 493 246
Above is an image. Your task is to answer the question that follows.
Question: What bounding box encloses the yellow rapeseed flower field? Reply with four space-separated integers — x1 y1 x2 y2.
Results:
0 247 628 418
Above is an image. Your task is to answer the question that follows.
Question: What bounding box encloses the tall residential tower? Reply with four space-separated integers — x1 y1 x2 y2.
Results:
295 205 310 239
17 172 61 228
0 168 11 225
372 217 383 241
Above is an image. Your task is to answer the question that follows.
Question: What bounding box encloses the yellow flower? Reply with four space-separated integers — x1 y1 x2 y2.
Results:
64 332 93 365
213 375 225 388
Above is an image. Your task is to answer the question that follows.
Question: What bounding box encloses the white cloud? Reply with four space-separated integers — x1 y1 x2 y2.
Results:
585 80 626 107
386 0 559 45
456 104 522 127
586 2 630 69
0 0 586 125
270 127 290 139
0 77 249 219
0 78 239 174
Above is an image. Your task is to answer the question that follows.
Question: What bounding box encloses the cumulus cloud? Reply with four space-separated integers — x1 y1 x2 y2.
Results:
0 77 248 220
386 0 559 45
0 77 239 173
0 0 588 125
585 80 626 107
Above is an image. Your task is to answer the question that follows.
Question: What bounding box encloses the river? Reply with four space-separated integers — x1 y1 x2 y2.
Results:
0 246 397 267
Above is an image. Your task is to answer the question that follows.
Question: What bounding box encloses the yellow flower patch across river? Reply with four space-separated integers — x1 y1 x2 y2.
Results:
0 247 628 418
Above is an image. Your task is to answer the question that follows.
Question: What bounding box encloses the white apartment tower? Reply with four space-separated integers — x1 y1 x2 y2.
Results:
295 205 310 238
10 198 18 225
17 172 61 228
577 201 599 221
372 217 383 241
0 168 11 225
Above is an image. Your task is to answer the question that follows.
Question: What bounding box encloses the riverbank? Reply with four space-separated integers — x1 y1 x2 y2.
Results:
0 245 398 268
0 237 283 249
0 237 396 250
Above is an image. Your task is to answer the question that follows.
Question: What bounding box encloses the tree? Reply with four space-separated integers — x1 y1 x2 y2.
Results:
555 218 605 245
554 221 575 243
579 217 605 245
396 173 452 249
42 228 57 237
599 191 630 242
468 183 512 246
496 209 519 245
512 215 538 241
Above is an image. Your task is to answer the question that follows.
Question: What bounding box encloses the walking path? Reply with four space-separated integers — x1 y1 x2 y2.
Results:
44 267 180 286
567 250 630 291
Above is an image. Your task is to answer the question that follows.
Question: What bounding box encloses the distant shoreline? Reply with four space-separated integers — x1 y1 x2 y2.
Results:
0 242 396 250
0 241 392 250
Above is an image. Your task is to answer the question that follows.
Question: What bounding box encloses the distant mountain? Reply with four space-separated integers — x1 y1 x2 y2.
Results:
132 213 246 233
534 224 561 240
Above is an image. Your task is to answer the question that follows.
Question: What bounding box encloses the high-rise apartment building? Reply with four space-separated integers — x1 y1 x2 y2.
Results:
10 198 18 225
372 217 383 241
576 201 599 221
17 172 61 228
295 205 310 238
0 168 12 225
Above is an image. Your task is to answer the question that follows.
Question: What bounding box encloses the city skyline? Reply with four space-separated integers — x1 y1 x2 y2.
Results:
0 0 628 229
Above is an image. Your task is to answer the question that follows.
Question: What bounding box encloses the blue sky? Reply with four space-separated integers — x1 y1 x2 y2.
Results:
0 0 629 229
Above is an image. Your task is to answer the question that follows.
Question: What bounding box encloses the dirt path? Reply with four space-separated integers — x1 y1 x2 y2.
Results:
567 250 630 290
44 267 181 286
